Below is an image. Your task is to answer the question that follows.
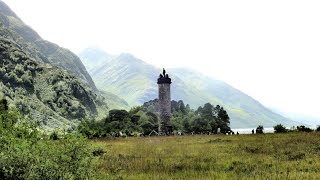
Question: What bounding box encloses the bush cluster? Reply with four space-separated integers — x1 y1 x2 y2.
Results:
0 98 98 179
256 125 264 134
272 124 319 133
273 124 288 133
296 125 313 132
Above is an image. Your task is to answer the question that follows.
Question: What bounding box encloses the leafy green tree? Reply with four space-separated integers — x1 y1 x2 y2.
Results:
78 119 107 138
194 103 231 133
213 105 231 133
171 100 187 114
316 126 320 132
200 103 214 119
178 100 186 114
171 111 184 132
191 117 212 133
182 117 192 133
137 111 158 134
108 109 130 122
105 109 145 134
194 103 214 133
186 104 191 112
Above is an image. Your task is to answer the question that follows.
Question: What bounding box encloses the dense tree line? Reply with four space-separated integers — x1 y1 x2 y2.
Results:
255 124 319 134
78 98 320 138
273 124 315 133
78 107 159 137
78 99 231 137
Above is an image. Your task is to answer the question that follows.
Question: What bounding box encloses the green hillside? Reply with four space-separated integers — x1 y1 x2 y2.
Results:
0 1 97 91
99 90 130 110
89 53 158 105
0 2 110 130
79 48 301 128
0 34 108 130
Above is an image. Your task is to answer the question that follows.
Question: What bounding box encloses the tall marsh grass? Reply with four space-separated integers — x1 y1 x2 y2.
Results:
93 133 320 179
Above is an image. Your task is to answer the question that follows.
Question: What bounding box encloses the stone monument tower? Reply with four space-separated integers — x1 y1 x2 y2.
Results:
157 68 172 135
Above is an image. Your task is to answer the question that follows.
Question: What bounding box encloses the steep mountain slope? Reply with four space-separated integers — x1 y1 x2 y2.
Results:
0 1 97 91
79 48 301 128
0 2 110 130
0 33 106 130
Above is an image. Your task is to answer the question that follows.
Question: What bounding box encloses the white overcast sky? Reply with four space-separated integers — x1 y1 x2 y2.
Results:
4 0 320 118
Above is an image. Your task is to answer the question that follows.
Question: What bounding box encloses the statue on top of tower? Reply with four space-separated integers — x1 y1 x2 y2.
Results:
158 68 171 84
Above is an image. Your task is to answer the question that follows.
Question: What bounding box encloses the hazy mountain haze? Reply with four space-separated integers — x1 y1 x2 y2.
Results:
4 0 320 119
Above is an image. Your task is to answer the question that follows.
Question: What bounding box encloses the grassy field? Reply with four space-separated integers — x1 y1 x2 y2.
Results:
92 133 320 179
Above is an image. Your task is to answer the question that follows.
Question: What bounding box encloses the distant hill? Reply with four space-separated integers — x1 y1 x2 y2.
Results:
0 1 97 91
78 47 113 73
100 90 130 110
79 48 302 128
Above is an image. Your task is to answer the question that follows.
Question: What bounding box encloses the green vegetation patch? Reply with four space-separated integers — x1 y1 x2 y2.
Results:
0 98 101 179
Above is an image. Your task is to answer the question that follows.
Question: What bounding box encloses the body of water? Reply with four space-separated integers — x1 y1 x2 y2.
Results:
232 128 274 134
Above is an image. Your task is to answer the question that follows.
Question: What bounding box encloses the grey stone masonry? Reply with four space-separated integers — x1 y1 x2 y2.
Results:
157 68 172 135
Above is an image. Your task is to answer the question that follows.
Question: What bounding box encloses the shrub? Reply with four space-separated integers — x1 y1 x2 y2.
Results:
316 126 320 132
256 125 264 134
0 98 99 179
273 124 287 133
0 125 97 179
78 119 108 138
296 125 313 132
